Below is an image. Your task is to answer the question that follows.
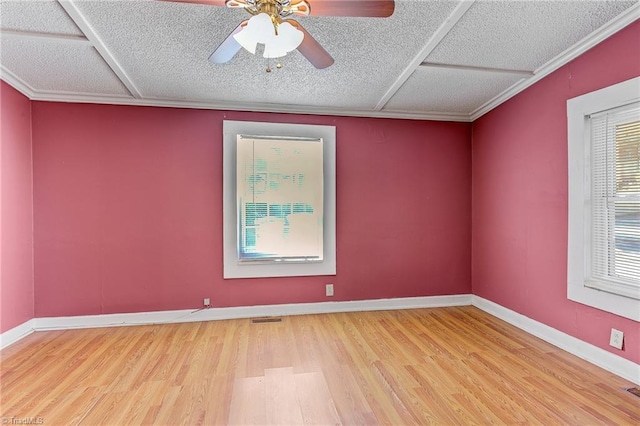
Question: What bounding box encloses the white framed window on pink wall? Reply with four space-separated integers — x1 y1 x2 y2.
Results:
222 120 336 279
567 76 640 321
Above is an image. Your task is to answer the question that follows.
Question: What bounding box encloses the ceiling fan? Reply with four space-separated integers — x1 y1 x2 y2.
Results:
159 0 395 69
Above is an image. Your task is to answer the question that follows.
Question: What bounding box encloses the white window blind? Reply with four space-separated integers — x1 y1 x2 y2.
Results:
587 102 640 299
236 134 324 262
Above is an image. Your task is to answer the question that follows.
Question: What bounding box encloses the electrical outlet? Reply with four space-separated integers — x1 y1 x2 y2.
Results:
610 328 624 350
203 298 211 307
325 284 334 297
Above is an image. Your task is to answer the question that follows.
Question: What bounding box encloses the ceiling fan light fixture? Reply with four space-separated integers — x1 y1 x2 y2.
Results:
233 30 257 54
233 12 303 59
233 13 270 53
263 21 303 58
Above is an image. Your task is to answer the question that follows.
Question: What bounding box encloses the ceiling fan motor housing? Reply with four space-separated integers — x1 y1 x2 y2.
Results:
226 0 311 19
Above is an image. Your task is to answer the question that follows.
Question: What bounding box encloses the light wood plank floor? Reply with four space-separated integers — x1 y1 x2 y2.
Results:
1 306 638 425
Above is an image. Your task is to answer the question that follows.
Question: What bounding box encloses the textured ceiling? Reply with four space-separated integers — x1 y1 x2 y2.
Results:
385 66 525 114
0 0 82 35
1 0 638 121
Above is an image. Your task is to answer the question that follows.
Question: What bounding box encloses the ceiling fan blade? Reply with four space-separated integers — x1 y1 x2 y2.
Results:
209 21 247 63
159 0 394 17
297 0 395 17
158 0 228 6
289 20 334 69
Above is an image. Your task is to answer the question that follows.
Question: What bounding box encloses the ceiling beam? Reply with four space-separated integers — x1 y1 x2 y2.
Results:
57 0 143 98
419 62 534 77
0 30 92 45
374 0 476 111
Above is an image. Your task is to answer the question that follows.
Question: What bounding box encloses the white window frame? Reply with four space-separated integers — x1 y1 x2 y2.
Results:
567 76 640 321
223 120 336 279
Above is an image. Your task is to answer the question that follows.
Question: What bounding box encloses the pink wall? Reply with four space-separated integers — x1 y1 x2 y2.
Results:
0 81 34 333
32 105 471 317
472 21 640 363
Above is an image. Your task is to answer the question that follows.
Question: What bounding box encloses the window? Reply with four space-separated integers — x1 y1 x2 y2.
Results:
223 120 336 279
567 76 640 321
588 104 640 297
236 135 324 261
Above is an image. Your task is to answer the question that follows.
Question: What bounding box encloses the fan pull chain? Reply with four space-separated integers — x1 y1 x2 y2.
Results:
265 57 283 73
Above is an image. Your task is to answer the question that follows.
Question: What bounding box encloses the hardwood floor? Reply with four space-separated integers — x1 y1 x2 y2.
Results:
1 306 638 425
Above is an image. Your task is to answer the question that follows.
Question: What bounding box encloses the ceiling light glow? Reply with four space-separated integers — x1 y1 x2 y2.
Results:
233 13 304 58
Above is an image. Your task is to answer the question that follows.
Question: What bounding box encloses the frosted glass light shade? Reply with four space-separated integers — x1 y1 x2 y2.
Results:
233 13 304 59
263 22 304 58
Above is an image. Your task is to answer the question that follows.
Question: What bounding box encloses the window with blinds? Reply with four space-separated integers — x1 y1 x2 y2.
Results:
587 102 640 299
236 135 324 262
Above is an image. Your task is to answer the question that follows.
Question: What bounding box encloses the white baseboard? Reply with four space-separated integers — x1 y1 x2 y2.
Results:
5 293 638 385
0 319 35 350
32 294 473 331
472 295 640 385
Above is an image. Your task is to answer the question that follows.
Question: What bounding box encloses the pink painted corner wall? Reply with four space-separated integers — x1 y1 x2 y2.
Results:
472 21 640 363
32 105 471 317
0 81 34 333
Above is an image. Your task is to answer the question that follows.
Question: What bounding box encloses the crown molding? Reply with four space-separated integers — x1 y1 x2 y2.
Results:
0 66 36 98
15 89 472 122
470 4 640 121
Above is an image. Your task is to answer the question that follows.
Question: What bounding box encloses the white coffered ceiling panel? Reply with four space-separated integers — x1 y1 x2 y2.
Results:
0 37 131 96
0 0 82 36
427 0 637 72
383 66 525 114
68 0 459 108
0 0 638 120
